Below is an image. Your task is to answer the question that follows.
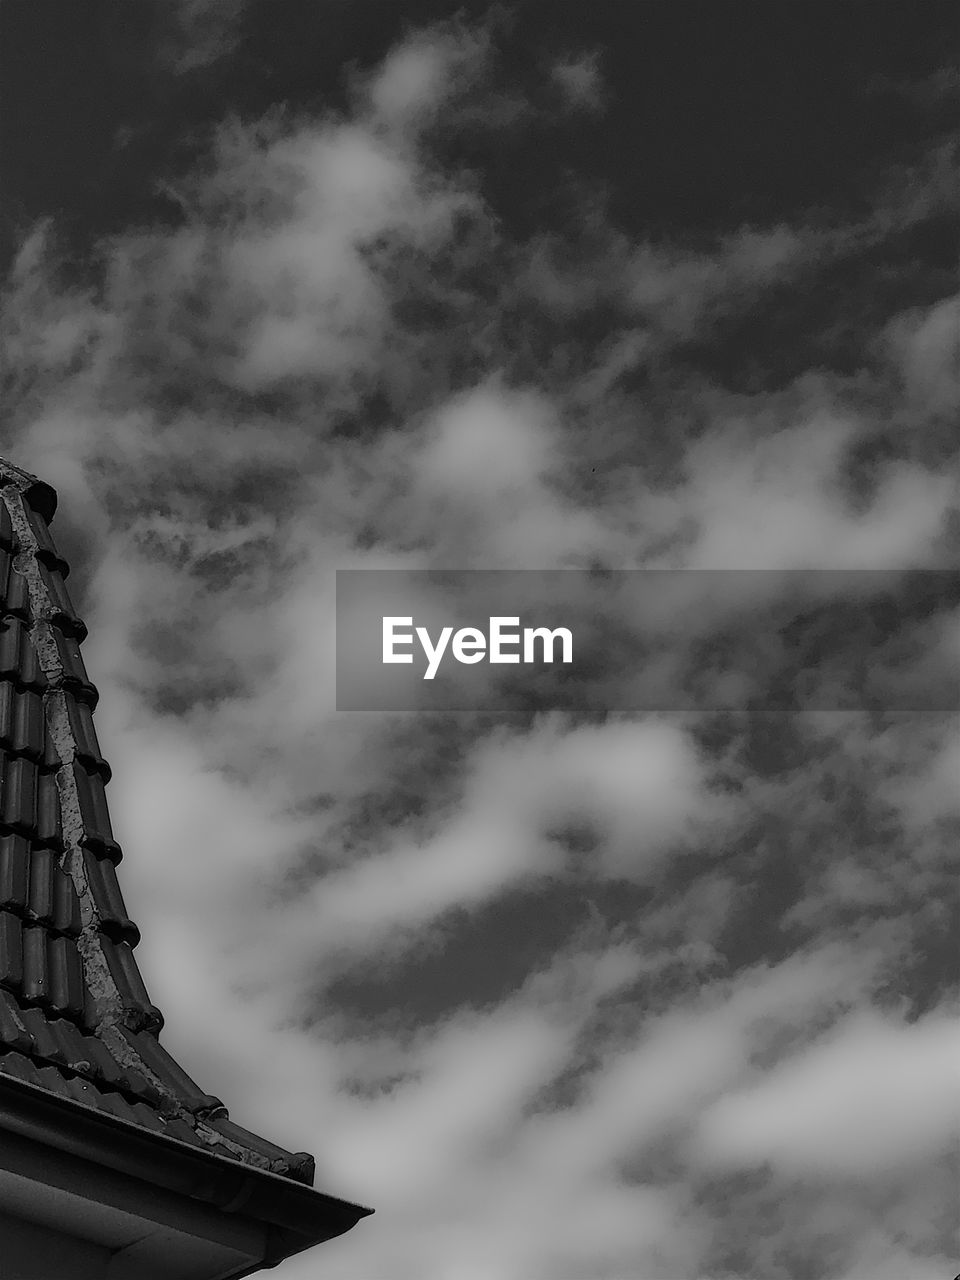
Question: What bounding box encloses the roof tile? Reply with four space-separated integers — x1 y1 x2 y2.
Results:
1 756 37 832
52 862 82 936
0 1049 39 1085
0 501 13 554
123 1028 225 1117
37 771 64 848
48 933 85 1020
51 627 98 706
72 763 120 859
0 835 29 910
21 924 49 1005
79 1032 128 1088
0 684 14 747
34 1061 76 1101
117 1062 165 1108
0 988 32 1052
22 504 67 575
0 912 23 991
0 553 31 622
95 1086 139 1122
65 694 110 778
82 984 101 1034
129 1099 166 1132
12 687 46 761
42 1015 92 1070
0 683 48 761
0 619 44 689
19 1007 62 1061
27 847 57 923
162 1116 206 1148
82 848 138 944
0 760 61 849
207 1117 317 1182
38 563 87 640
98 936 163 1032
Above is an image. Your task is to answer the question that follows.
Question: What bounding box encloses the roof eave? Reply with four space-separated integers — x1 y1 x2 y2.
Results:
0 1067 372 1261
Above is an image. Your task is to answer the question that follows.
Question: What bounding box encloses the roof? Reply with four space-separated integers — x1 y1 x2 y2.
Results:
0 457 370 1246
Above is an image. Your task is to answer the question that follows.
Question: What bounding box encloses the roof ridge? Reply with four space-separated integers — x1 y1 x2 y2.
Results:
1 483 153 1033
0 474 318 1185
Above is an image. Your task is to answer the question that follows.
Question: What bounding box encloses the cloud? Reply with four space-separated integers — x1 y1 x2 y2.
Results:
677 410 954 570
470 716 733 877
418 384 555 501
412 384 608 564
886 292 960 416
695 1008 959 1176
551 53 604 113
160 0 249 74
520 944 878 1174
625 227 805 341
365 25 489 131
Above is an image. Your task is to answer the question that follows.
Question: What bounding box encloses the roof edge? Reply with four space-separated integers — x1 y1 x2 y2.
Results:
0 459 58 522
0 1067 372 1254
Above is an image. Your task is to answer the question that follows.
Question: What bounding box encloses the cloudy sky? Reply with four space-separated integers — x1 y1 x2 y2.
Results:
2 2 958 1277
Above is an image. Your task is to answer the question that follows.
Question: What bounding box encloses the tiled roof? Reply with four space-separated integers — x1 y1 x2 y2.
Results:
0 459 317 1186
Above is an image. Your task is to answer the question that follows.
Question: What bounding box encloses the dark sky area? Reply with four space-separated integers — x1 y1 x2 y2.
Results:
2 1 956 259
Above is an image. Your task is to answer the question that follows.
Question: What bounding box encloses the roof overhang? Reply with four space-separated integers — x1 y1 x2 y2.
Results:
0 1069 372 1278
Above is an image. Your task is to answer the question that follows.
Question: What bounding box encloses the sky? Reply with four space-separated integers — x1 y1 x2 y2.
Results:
1 3 958 1278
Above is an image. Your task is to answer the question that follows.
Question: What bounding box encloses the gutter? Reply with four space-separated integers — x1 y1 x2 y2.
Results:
0 1068 372 1259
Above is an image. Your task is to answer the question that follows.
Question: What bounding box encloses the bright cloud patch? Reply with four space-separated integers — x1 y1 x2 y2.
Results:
696 1009 959 1175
